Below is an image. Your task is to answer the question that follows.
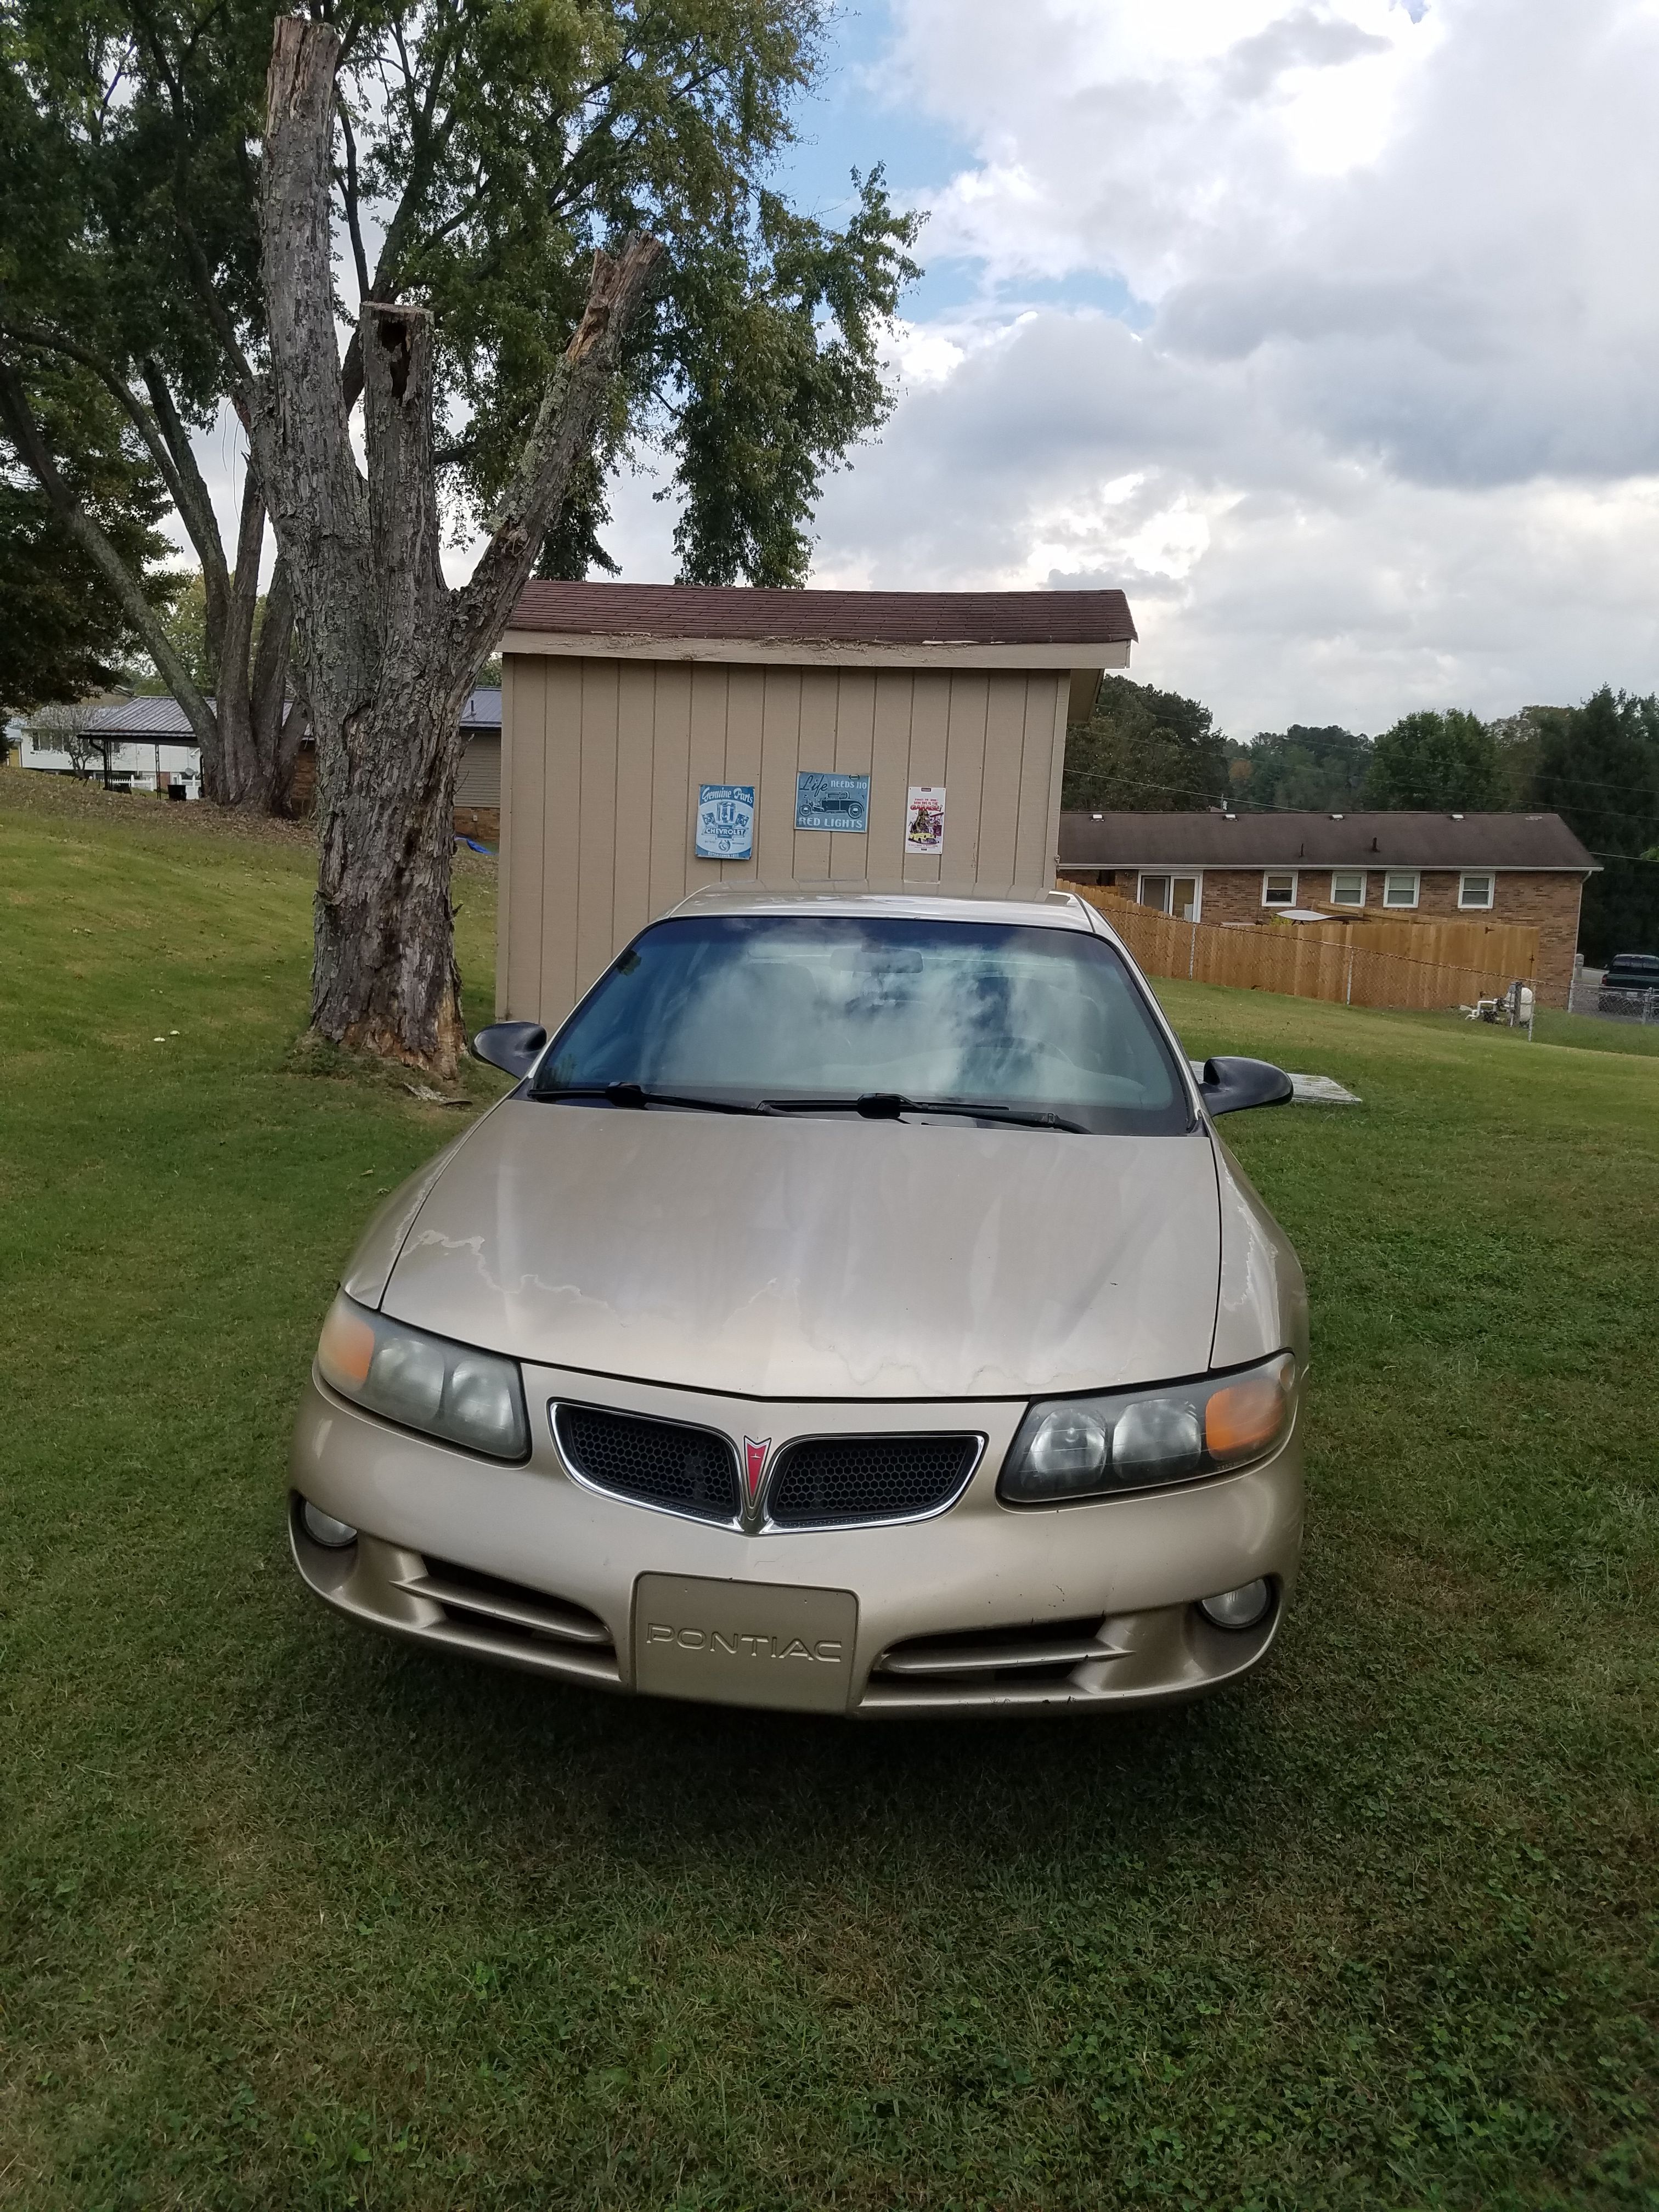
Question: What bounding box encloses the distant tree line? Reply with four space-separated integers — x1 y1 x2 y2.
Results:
1064 677 1659 960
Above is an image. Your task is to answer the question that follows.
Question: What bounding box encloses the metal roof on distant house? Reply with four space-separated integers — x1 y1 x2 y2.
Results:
77 692 488 744
508 581 1137 649
80 695 298 737
1058 810 1597 872
85 695 198 737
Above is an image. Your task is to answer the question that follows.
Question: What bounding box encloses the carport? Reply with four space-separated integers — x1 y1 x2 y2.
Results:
495 581 1136 1025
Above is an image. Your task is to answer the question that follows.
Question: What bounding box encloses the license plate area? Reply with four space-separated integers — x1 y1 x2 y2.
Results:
633 1573 857 1713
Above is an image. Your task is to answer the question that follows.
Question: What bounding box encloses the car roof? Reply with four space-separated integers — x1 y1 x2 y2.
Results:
666 882 1099 932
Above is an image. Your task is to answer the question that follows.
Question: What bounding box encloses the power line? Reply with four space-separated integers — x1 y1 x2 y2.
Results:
1074 763 1659 832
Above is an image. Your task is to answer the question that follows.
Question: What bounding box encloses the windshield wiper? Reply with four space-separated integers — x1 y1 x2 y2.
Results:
539 1081 769 1116
760 1092 1086 1133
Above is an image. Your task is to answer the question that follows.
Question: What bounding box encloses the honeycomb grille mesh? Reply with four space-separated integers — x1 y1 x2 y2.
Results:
555 1405 741 1522
766 1435 979 1527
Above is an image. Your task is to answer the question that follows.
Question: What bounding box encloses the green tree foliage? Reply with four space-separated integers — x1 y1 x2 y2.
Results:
1363 709 1504 810
1531 687 1659 962
333 0 920 583
129 568 275 698
1227 725 1372 812
0 363 177 710
0 0 919 783
0 1 287 793
1063 676 1229 813
1487 706 1571 810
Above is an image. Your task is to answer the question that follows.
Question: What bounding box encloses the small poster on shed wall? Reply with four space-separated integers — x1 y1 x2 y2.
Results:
795 771 871 833
696 783 755 859
906 786 946 853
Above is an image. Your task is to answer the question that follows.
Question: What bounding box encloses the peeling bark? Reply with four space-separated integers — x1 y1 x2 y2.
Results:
250 15 661 1077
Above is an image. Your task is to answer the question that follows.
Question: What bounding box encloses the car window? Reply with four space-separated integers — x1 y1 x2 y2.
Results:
534 914 1193 1135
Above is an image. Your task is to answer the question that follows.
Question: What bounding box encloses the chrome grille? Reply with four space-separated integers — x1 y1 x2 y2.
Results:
554 1403 741 1522
766 1434 981 1528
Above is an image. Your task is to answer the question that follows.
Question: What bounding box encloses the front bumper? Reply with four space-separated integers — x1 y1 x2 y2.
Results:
289 1362 1304 1717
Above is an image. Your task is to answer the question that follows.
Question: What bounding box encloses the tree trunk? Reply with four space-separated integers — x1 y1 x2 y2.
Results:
252 555 300 814
250 16 661 1078
311 680 472 1069
0 340 301 817
202 461 263 804
0 355 221 761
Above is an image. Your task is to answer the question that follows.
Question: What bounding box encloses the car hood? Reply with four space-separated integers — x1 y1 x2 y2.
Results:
377 1099 1222 1401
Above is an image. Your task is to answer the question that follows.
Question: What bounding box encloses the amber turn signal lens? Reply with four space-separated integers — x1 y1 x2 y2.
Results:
318 1296 376 1390
1204 1366 1290 1464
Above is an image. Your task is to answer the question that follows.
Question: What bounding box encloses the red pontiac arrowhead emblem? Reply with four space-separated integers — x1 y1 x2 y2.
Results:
743 1437 771 1507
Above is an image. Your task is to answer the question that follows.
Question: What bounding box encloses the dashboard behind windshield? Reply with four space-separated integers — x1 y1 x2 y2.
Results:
532 913 1193 1136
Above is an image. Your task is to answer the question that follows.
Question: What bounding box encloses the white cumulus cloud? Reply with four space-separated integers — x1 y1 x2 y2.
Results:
799 0 1659 732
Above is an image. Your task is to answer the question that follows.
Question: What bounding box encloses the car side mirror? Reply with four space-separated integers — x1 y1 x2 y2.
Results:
471 1021 548 1079
1195 1055 1294 1116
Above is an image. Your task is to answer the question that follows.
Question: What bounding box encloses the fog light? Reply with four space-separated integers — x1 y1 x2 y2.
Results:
1198 1579 1272 1630
301 1499 358 1549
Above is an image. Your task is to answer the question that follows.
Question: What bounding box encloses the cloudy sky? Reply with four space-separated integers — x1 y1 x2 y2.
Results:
599 0 1659 735
190 0 1659 739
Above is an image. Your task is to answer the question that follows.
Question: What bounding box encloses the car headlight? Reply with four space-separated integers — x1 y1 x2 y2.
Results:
315 1292 529 1461
999 1352 1296 1504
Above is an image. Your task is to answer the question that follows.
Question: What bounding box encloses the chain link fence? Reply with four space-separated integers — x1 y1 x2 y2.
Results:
1569 968 1659 1024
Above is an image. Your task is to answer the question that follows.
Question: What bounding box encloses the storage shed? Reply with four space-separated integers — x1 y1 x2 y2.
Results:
496 581 1136 1025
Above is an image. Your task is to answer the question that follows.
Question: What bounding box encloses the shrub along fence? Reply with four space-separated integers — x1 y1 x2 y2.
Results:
1062 884 1539 1012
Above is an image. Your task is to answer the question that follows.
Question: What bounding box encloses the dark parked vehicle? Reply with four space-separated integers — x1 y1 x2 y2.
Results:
1598 953 1659 1017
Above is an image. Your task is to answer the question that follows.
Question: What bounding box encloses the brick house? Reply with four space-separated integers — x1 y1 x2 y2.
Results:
1057 810 1598 1007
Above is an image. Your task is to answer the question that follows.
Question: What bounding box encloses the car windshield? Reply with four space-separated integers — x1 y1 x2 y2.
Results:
532 913 1192 1135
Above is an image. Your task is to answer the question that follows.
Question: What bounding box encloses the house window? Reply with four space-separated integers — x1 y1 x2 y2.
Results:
1459 871 1494 910
1383 870 1420 909
1137 872 1202 920
1262 870 1297 909
1329 868 1366 907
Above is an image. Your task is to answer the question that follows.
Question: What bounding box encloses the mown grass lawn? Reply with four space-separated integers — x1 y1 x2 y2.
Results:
2 772 1656 2212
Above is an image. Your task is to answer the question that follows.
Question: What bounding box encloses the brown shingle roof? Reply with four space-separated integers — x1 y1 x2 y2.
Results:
510 580 1137 647
1058 810 1596 871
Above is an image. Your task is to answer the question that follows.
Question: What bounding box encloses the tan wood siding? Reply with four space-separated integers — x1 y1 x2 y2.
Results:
611 661 657 951
493 660 516 1019
646 663 693 922
901 674 950 885
828 670 876 884
499 656 1071 1023
535 658 583 1020
942 674 989 882
974 675 1028 887
455 731 501 808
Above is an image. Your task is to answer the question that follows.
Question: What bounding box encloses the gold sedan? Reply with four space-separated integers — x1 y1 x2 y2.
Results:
290 887 1305 1716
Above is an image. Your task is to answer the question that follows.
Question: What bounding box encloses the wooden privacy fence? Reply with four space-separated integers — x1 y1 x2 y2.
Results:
1062 884 1538 1011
